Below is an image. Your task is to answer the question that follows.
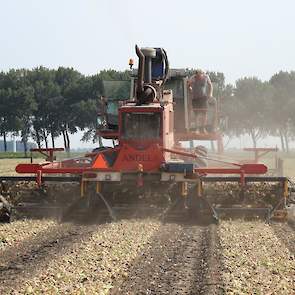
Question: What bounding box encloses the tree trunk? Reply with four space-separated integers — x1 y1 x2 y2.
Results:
250 130 257 149
224 138 232 149
62 130 67 150
279 130 285 152
284 132 289 153
51 131 55 148
23 140 28 157
36 130 41 149
43 130 48 150
65 129 70 152
3 131 7 152
22 131 28 157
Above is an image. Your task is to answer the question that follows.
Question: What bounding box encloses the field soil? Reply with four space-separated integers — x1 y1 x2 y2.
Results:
0 218 294 295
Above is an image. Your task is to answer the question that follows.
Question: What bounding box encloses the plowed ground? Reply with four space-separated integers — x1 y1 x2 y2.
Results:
0 218 294 295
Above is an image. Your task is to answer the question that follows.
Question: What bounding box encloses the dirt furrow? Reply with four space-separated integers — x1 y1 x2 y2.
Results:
197 225 224 295
112 223 223 295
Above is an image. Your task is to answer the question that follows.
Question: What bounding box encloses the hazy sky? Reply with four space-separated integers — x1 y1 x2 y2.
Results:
1 0 294 148
1 0 295 84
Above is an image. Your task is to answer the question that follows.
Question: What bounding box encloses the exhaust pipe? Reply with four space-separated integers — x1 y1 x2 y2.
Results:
135 44 145 100
135 45 157 104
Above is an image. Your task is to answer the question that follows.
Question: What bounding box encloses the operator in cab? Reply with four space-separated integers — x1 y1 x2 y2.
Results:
188 69 213 133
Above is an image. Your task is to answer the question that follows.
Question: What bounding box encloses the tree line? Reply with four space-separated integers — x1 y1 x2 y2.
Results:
0 67 130 154
216 71 295 151
0 67 295 152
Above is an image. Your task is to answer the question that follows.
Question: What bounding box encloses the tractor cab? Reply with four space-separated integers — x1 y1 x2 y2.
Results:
97 47 169 142
97 80 130 139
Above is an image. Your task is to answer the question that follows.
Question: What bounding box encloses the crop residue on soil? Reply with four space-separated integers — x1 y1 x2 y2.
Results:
0 218 294 294
0 219 56 250
0 219 160 294
219 221 295 294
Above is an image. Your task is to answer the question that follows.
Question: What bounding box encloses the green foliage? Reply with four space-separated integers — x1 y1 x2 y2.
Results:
0 68 131 151
220 72 295 150
268 71 295 151
228 78 272 147
98 69 131 81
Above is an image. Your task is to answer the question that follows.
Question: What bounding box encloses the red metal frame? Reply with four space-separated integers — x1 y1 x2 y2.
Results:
162 147 267 178
16 143 268 188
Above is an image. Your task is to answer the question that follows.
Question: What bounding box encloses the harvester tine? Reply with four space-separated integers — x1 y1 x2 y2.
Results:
97 192 117 222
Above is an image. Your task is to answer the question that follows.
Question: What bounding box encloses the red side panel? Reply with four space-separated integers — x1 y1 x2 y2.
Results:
112 144 164 172
196 164 268 175
240 163 268 174
16 164 42 173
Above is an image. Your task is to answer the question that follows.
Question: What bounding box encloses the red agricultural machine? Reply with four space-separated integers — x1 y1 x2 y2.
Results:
0 45 294 223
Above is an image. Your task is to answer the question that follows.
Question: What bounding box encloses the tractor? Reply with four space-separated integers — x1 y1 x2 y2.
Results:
0 45 293 223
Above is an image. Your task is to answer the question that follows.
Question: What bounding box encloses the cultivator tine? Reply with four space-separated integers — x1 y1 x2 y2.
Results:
201 196 219 222
97 192 117 222
200 176 293 222
268 197 288 222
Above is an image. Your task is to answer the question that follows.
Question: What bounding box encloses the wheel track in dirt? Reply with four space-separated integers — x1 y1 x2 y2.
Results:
112 223 224 295
198 224 225 295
